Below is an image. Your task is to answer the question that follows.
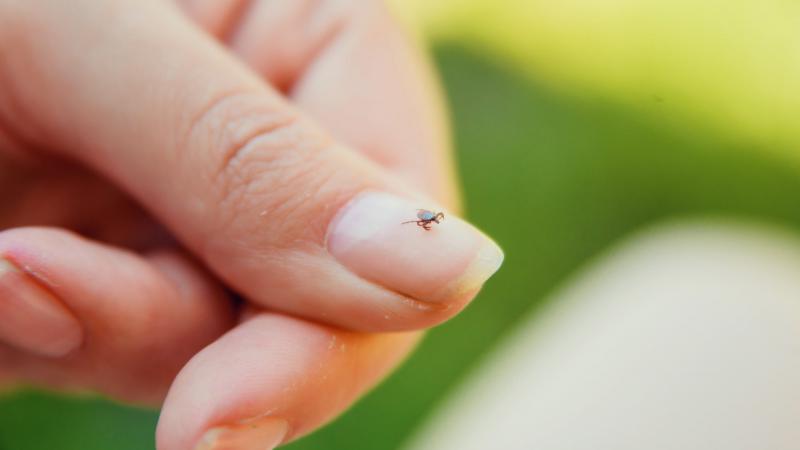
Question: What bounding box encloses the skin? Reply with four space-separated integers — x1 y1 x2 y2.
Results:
0 0 474 448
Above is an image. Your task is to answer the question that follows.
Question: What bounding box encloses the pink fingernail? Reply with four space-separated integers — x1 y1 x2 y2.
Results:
327 192 504 303
0 258 83 357
195 417 289 450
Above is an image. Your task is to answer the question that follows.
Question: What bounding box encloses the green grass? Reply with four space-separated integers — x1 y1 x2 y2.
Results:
4 47 800 450
0 390 156 450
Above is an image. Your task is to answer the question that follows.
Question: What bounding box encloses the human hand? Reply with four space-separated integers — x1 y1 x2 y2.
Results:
0 1 503 448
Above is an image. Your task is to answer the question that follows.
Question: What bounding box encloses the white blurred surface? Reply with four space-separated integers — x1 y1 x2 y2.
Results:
405 221 800 450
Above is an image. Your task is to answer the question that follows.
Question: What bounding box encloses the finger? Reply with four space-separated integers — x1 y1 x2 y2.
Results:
157 313 419 450
3 1 503 331
179 0 460 207
0 227 235 404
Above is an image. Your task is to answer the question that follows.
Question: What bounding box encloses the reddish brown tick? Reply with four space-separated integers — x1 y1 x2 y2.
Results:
402 209 445 231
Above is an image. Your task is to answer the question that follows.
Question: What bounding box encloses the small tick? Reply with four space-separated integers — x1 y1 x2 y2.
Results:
402 209 445 231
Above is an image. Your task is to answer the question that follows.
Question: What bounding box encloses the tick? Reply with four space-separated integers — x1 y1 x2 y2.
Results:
402 209 445 231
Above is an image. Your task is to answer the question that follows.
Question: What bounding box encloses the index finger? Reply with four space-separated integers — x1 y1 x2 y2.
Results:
179 0 460 208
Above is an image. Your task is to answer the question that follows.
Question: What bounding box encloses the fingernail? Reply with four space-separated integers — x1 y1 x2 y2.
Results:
0 258 83 357
327 192 504 303
195 417 289 450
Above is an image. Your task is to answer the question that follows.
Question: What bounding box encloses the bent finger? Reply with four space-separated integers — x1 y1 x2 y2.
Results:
0 227 235 404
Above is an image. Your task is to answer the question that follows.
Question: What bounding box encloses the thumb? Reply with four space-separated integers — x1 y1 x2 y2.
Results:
2 0 503 330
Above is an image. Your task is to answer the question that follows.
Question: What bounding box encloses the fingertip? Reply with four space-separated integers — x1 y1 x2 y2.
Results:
327 191 504 304
157 314 419 450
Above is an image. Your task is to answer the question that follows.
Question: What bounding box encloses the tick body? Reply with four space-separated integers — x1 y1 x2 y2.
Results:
402 209 445 231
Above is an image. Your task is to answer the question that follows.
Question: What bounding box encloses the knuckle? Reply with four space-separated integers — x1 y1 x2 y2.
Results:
113 278 168 340
216 130 334 241
183 91 337 248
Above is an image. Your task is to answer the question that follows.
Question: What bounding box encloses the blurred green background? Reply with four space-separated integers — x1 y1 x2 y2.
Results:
4 1 800 449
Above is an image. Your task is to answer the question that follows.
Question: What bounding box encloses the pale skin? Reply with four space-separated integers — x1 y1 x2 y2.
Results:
0 1 502 449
